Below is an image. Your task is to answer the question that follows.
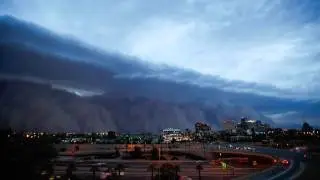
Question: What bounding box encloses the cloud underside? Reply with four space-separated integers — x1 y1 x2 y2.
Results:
1 0 320 99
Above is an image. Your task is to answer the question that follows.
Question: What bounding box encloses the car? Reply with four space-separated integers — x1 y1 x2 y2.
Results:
280 159 290 166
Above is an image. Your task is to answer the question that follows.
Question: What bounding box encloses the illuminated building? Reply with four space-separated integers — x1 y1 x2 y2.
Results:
161 128 189 142
236 117 270 135
162 128 181 134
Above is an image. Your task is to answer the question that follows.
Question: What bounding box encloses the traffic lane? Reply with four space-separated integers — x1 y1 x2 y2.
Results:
54 165 258 176
120 176 235 180
55 160 212 167
254 146 303 157
54 161 261 170
208 144 303 159
54 170 252 177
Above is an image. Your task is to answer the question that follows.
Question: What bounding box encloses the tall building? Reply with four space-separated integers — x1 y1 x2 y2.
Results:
222 120 237 133
239 117 249 130
195 122 211 133
194 122 212 141
236 118 270 135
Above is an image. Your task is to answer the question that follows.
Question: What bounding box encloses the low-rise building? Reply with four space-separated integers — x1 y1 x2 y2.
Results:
161 128 186 143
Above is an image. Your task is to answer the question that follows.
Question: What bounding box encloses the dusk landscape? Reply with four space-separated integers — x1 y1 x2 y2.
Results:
1 0 320 180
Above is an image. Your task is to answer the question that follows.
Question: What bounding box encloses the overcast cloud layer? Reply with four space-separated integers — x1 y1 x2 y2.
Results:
1 0 320 99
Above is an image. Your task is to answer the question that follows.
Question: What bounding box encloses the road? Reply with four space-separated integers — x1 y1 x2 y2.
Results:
55 143 302 179
244 145 304 180
207 143 304 180
295 153 320 180
54 162 258 178
54 147 268 179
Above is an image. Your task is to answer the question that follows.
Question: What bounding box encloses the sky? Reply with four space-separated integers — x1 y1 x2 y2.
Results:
1 0 320 99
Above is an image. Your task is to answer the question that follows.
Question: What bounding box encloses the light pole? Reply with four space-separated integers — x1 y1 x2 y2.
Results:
202 140 206 158
158 146 161 180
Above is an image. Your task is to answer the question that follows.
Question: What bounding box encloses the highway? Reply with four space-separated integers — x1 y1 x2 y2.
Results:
54 143 303 180
54 146 268 179
54 163 258 178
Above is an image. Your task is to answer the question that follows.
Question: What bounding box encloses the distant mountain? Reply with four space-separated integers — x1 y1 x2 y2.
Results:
4 15 320 131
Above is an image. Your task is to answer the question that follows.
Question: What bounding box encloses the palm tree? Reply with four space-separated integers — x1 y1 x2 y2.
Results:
115 146 120 157
115 163 125 177
151 146 159 160
159 163 176 180
65 163 77 179
147 163 157 180
104 166 113 177
173 165 180 178
196 164 203 180
125 136 129 153
90 165 100 180
171 157 179 160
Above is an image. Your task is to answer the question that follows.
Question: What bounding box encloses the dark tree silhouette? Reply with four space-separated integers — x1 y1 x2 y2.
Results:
147 163 157 180
90 165 100 180
171 156 179 160
115 147 120 157
156 163 179 180
196 164 203 180
115 163 125 177
75 145 80 152
174 165 180 178
151 146 159 160
66 163 77 179
130 146 143 159
2 129 57 180
125 136 130 152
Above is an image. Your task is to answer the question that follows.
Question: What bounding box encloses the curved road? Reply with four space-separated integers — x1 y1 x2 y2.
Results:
207 143 304 180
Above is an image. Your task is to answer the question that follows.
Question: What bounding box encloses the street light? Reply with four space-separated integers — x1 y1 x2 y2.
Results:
158 147 161 180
